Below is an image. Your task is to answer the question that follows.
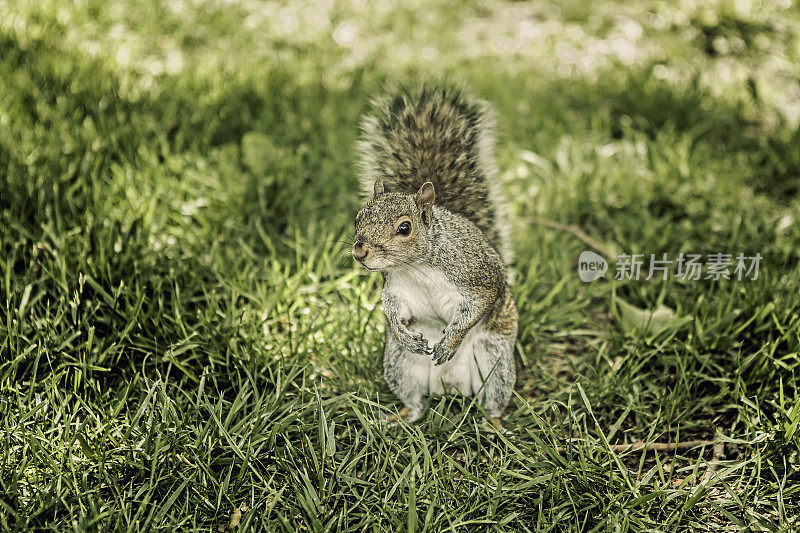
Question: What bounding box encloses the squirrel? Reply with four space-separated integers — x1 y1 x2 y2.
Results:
352 83 518 428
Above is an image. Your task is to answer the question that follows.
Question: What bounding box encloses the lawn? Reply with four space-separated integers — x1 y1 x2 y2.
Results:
1 0 800 530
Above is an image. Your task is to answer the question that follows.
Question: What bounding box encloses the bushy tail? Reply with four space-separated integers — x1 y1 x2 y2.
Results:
357 83 512 263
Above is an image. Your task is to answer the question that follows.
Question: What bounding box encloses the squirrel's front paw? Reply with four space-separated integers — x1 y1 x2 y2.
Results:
400 331 433 356
432 340 457 366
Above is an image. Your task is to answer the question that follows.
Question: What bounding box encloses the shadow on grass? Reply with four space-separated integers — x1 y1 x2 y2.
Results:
0 33 366 395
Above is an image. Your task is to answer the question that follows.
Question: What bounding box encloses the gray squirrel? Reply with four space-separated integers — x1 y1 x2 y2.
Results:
352 83 517 428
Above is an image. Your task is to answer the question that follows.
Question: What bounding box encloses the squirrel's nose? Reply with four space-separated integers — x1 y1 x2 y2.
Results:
353 241 369 261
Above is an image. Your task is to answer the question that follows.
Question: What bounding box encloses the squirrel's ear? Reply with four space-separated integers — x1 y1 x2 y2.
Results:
373 177 385 197
415 182 435 224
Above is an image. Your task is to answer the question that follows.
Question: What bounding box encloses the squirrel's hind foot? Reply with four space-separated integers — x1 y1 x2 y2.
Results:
380 406 424 426
482 416 506 433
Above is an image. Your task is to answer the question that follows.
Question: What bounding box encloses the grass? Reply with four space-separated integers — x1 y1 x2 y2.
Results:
1 0 799 530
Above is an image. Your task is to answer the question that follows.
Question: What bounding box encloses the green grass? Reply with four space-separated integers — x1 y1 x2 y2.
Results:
1 0 799 530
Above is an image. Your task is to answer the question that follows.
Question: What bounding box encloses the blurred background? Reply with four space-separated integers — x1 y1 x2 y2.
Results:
3 0 799 235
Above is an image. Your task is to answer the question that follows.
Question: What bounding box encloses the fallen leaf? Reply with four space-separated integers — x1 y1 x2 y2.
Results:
218 503 249 532
615 297 691 337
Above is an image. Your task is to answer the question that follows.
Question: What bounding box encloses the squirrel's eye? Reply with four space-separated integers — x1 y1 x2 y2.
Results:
396 221 411 236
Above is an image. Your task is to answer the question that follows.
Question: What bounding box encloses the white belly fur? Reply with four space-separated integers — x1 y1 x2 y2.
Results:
386 265 492 397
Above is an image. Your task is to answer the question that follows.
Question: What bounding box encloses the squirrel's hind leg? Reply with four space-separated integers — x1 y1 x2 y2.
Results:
383 328 427 423
471 330 516 420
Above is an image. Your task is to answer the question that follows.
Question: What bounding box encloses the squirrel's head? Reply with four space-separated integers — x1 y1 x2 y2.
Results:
352 178 435 271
